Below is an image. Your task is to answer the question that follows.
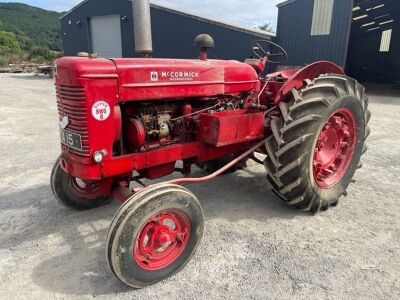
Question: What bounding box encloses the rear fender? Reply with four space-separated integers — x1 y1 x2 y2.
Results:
274 61 345 104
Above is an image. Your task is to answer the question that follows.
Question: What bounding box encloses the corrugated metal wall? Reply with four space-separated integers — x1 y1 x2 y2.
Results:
150 7 270 61
347 20 400 82
60 0 271 62
346 0 400 83
276 0 354 68
61 0 135 57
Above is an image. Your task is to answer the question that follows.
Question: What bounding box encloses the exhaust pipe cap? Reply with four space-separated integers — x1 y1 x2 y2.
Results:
194 34 215 49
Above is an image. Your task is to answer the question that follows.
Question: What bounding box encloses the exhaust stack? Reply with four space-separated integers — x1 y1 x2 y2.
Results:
132 0 153 56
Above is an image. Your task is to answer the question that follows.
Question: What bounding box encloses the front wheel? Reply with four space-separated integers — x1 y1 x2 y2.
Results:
50 159 112 210
106 184 204 288
264 74 371 213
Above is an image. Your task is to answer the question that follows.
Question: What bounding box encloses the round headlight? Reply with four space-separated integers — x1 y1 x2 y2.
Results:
93 151 104 163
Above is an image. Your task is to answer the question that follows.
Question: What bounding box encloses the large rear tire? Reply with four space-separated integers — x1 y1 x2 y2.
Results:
50 159 112 210
264 74 371 213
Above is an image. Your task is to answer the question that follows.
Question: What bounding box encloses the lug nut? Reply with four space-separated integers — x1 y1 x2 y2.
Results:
176 234 184 242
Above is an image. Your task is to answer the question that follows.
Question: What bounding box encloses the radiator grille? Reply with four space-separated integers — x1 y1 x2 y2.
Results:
56 85 90 157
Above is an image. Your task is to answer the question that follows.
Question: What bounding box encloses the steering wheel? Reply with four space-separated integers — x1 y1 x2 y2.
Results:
251 40 288 64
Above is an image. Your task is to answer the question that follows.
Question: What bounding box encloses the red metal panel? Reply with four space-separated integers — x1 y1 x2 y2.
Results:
111 58 259 101
273 61 345 104
223 62 260 94
200 110 264 147
101 142 202 178
55 57 120 166
60 139 262 181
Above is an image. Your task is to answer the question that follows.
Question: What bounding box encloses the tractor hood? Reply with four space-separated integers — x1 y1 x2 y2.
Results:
55 57 260 101
111 58 260 101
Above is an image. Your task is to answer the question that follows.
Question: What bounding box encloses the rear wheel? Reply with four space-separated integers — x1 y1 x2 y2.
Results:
264 74 371 213
106 184 204 288
50 159 112 210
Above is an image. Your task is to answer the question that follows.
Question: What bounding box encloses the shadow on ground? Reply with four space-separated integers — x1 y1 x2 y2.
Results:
364 83 400 103
1 167 304 296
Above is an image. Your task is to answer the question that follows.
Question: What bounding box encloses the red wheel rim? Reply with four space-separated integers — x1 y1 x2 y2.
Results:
69 177 103 199
134 210 191 271
313 108 356 189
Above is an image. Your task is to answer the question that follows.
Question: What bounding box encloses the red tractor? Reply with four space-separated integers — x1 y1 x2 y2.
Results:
51 0 370 288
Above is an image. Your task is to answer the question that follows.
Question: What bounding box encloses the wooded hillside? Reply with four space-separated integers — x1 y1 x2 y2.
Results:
0 3 63 66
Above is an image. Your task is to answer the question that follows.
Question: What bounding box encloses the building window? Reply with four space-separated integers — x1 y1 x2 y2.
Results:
311 0 334 36
379 29 392 52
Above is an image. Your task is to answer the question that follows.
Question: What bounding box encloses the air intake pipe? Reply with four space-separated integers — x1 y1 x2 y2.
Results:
132 0 153 56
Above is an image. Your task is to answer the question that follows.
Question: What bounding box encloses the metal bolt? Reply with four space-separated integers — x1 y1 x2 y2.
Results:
176 234 184 242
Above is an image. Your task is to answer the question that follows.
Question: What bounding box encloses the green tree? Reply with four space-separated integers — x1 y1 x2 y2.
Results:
0 3 64 63
0 30 21 55
0 3 62 52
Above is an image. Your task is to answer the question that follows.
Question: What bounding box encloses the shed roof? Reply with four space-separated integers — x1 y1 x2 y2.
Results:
61 0 275 38
276 0 300 9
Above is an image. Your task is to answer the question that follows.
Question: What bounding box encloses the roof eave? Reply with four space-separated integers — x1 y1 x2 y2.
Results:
60 0 275 38
277 0 300 9
150 3 275 38
60 0 90 19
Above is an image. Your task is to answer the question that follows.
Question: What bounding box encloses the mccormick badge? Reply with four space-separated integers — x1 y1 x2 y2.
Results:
92 101 111 121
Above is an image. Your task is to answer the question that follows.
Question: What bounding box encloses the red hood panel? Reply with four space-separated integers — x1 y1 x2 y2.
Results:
56 57 259 101
112 58 259 101
55 57 117 86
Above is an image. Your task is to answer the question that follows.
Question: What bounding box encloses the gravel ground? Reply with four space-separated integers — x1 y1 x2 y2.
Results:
0 73 399 300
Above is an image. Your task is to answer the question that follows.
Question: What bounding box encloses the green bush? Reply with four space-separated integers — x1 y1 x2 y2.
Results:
28 46 61 62
0 30 22 56
0 53 24 66
0 3 62 52
28 46 51 59
0 56 8 67
0 4 63 64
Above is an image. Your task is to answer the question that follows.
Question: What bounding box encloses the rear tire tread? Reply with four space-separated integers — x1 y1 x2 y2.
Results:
264 74 369 213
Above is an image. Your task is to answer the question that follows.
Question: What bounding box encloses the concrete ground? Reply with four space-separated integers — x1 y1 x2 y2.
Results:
0 74 399 300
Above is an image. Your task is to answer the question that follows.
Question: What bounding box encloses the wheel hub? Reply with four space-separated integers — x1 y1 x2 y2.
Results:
74 178 87 189
313 109 356 188
134 210 191 271
69 176 103 199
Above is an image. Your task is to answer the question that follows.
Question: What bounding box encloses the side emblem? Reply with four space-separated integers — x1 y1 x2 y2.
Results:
59 116 69 129
150 71 158 81
92 101 111 121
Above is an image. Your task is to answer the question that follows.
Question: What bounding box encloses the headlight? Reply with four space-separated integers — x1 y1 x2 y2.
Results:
93 151 104 163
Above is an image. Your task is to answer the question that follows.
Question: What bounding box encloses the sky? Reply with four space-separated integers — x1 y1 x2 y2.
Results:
0 0 282 30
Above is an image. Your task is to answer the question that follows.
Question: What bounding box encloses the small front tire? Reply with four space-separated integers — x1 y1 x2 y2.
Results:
106 184 204 288
50 159 112 210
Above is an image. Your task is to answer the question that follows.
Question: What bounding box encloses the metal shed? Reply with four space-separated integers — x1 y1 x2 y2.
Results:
276 0 353 69
276 0 399 83
60 0 274 61
347 0 399 83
